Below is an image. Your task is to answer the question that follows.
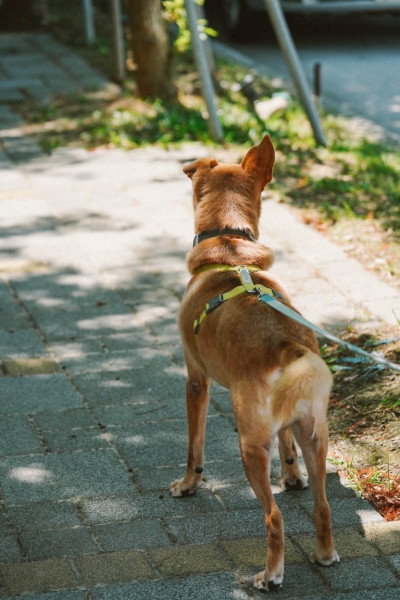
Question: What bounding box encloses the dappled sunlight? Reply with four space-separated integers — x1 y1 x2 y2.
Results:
123 435 145 446
82 496 139 522
10 465 53 484
77 314 138 332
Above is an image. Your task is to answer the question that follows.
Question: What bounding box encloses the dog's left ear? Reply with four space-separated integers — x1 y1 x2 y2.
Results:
183 157 218 179
241 135 275 187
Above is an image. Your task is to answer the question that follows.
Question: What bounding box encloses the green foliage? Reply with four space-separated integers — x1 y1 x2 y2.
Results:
381 396 400 410
163 0 217 53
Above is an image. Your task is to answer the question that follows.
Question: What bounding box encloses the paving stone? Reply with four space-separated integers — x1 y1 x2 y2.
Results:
115 416 239 469
74 550 154 585
93 519 171 551
1 591 86 600
1 357 61 376
0 414 43 456
150 543 230 576
249 562 329 598
0 328 47 358
1 135 44 162
320 556 398 591
33 407 96 431
0 449 135 505
53 345 169 373
220 536 303 568
301 497 384 528
0 373 82 415
363 521 400 554
90 573 248 600
0 558 78 595
93 397 193 425
0 511 12 535
20 526 99 560
81 488 223 524
25 308 138 342
166 506 314 546
389 553 400 574
332 591 400 600
8 501 81 531
72 364 186 408
44 428 111 452
134 459 247 492
295 527 378 561
0 535 23 562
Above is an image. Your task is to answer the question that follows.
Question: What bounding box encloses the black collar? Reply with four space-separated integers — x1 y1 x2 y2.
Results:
193 227 257 247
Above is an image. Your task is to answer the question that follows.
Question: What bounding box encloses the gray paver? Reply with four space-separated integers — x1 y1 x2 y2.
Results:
91 573 249 600
321 556 398 591
93 519 171 551
0 536 23 562
0 449 135 505
166 506 314 546
0 374 82 415
332 591 400 600
115 416 239 469
8 501 81 531
81 489 223 524
1 593 86 600
0 414 43 456
0 329 47 358
20 526 99 560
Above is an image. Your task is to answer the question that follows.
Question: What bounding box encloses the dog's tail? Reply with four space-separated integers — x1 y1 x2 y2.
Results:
271 343 332 440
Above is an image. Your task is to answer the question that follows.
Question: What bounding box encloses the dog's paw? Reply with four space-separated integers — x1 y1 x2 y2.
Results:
254 570 283 592
311 550 340 567
169 478 198 498
281 472 309 491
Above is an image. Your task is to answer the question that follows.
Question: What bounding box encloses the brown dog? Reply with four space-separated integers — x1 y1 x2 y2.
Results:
170 135 339 590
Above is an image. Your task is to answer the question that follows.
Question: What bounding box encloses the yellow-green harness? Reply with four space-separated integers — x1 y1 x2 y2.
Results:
192 264 400 374
193 264 286 337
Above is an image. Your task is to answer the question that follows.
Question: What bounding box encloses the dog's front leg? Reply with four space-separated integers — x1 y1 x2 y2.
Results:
170 367 210 497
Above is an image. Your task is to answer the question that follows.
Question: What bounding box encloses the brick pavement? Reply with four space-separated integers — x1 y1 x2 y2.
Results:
0 32 399 600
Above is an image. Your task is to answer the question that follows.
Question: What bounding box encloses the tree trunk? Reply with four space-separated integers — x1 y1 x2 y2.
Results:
125 0 175 99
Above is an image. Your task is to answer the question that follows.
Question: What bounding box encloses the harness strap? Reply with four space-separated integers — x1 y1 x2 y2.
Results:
193 265 286 337
194 263 260 275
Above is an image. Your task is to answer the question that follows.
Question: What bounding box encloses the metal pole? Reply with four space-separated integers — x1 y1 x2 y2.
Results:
185 0 223 143
111 0 125 82
195 2 216 74
82 0 96 45
262 0 326 146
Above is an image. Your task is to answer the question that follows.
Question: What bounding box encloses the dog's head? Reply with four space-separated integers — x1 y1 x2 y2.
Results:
183 135 275 232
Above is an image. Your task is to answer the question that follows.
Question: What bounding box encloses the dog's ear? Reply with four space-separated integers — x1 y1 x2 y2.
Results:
183 158 218 179
240 135 275 187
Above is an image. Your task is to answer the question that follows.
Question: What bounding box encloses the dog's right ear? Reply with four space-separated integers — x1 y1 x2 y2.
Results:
241 135 275 187
183 158 218 179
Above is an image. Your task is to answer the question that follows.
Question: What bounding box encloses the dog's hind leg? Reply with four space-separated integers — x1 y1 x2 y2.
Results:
170 362 210 497
278 427 308 490
232 388 285 591
292 416 340 566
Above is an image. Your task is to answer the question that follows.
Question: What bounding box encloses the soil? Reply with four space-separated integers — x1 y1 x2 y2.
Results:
325 328 400 519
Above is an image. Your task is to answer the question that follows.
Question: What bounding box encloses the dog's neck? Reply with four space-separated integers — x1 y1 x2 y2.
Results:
192 227 257 247
187 231 274 275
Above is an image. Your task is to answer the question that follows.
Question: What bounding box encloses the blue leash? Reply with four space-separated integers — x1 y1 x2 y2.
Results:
258 293 400 374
